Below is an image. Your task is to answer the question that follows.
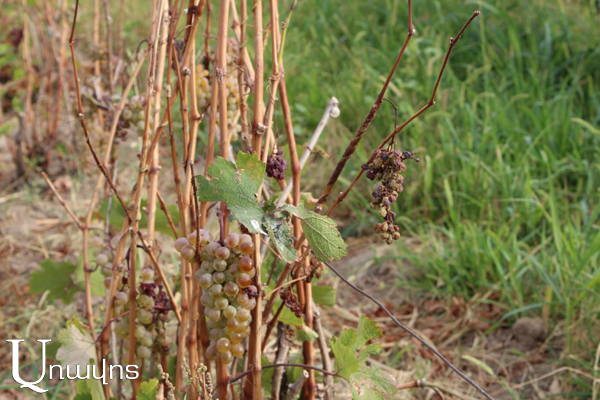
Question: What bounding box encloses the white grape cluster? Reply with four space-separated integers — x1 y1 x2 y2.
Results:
119 95 147 133
105 267 170 362
195 38 242 141
91 236 114 276
174 230 257 364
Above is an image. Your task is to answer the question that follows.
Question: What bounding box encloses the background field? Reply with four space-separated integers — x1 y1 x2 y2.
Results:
1 0 600 398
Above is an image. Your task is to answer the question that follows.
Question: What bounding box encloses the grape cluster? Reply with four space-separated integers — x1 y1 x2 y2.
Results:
307 256 325 282
266 147 288 180
173 230 257 364
106 268 170 362
280 288 303 318
107 94 147 140
91 236 114 276
362 149 419 244
195 38 241 141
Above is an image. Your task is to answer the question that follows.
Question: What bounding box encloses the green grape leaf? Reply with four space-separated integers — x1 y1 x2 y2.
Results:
354 315 383 351
196 153 266 234
312 285 336 307
56 322 105 400
261 356 274 393
330 339 360 380
349 364 397 400
137 379 159 400
30 259 79 304
266 217 297 263
286 352 304 383
280 204 347 262
357 343 383 363
295 325 319 342
338 329 357 348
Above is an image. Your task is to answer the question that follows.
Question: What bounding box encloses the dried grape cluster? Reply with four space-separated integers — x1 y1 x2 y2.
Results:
280 288 303 318
195 38 241 141
105 267 171 362
174 230 257 364
362 149 419 244
266 147 288 180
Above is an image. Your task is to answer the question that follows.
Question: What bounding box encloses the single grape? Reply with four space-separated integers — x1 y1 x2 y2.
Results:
210 328 221 341
206 345 219 361
214 297 229 310
239 241 254 255
199 230 212 246
235 320 250 333
220 350 233 364
216 337 231 353
237 293 249 305
235 308 251 322
225 233 240 248
239 256 253 272
200 261 214 274
137 294 153 308
207 308 222 321
112 305 123 318
141 268 155 281
174 237 191 252
242 298 257 310
205 242 221 256
223 281 239 297
135 324 146 339
223 305 237 319
213 272 226 284
227 318 240 331
95 253 109 266
140 335 153 348
197 273 213 289
201 293 216 308
215 247 230 260
247 267 256 278
91 237 104 248
115 320 128 338
180 245 196 261
137 309 153 325
213 260 228 272
239 234 252 244
209 284 224 298
207 318 221 329
230 332 243 344
240 326 251 338
236 273 252 288
227 263 240 277
114 291 128 306
231 343 244 357
104 277 112 289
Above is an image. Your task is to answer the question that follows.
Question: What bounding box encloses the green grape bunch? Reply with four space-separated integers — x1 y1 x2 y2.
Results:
174 230 257 364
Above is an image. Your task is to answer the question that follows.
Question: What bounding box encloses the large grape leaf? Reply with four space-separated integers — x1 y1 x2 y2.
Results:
354 315 382 351
196 152 266 234
30 259 79 304
312 285 337 307
349 364 397 400
196 153 297 263
137 379 159 400
56 320 105 400
280 204 347 262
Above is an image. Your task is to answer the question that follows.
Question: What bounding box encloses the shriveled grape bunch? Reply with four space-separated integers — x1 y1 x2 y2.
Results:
266 147 288 180
174 230 257 364
106 267 170 363
362 149 419 244
195 38 241 141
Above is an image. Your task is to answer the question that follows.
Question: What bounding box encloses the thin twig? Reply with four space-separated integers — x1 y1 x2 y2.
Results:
230 363 339 384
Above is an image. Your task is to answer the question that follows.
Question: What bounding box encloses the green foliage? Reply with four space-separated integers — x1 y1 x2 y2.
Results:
56 319 105 400
280 204 347 262
295 325 319 342
196 153 348 263
29 259 79 304
329 316 384 381
137 379 159 400
312 285 336 307
349 364 397 400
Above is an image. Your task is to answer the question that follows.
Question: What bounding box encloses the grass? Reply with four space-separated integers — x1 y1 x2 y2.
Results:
279 0 600 321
